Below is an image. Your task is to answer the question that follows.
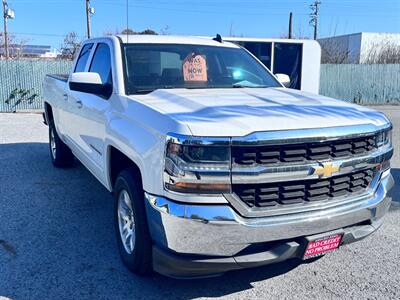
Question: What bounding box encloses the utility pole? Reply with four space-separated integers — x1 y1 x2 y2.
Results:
2 0 14 60
2 0 9 59
288 12 293 39
85 0 91 38
309 1 321 40
85 0 95 38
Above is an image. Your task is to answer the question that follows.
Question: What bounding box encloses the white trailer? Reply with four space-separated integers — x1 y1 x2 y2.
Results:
224 37 321 94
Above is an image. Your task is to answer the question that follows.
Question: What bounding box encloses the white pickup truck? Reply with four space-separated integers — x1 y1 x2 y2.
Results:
43 35 394 279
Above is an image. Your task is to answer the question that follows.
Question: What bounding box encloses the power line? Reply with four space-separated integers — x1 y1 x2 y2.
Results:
4 0 399 46
10 32 85 37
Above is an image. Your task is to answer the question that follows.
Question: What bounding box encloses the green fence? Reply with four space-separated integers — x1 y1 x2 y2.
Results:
0 61 400 112
0 60 73 112
320 64 400 104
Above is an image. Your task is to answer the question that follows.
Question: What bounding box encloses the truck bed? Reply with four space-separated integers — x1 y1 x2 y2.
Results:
43 74 68 115
46 74 69 82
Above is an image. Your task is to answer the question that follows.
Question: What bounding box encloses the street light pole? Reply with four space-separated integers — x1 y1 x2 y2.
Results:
2 0 9 59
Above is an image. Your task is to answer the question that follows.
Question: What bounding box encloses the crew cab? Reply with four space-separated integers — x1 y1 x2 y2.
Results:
43 35 394 278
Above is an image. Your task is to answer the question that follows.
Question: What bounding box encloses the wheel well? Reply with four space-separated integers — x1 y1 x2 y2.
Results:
44 102 53 123
109 147 142 189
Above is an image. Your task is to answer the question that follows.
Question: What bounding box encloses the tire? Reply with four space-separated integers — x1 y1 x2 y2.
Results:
114 168 152 275
49 120 74 168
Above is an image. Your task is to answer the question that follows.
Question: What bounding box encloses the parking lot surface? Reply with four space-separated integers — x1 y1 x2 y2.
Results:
0 106 399 300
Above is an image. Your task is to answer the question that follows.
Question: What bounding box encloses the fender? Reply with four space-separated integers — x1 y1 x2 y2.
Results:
104 113 168 194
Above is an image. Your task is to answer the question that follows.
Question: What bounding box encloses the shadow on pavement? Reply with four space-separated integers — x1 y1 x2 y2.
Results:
0 142 398 299
0 142 303 299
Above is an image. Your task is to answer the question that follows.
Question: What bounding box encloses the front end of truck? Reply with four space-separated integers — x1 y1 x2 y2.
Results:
115 36 394 278
144 123 394 278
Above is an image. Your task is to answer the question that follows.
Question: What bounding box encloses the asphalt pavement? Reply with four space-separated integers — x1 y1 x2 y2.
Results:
0 106 399 300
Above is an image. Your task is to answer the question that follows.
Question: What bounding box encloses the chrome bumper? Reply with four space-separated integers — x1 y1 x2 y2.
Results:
145 170 394 259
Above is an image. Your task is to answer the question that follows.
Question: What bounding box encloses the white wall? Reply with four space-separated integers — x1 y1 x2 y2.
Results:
359 32 400 63
319 32 400 64
318 33 362 63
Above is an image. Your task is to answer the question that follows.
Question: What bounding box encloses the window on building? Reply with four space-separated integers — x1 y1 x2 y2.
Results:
237 41 272 70
273 43 302 90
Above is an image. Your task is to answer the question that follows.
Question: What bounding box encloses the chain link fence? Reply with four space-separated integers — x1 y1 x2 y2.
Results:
0 61 399 112
0 60 73 112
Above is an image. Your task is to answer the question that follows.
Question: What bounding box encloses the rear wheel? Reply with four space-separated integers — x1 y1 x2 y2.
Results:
114 168 152 275
49 121 74 168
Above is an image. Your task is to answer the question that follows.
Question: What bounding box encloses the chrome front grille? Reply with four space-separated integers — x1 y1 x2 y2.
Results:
233 168 375 208
232 134 378 166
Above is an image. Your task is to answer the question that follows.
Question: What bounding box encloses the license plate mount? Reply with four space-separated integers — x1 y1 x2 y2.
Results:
303 233 343 259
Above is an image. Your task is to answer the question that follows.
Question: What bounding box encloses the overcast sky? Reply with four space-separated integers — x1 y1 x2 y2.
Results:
6 0 400 49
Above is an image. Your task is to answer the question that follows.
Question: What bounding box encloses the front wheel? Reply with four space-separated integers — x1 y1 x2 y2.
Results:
49 121 74 168
114 168 152 275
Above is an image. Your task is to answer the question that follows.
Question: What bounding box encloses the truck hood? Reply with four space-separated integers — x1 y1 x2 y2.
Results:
132 87 389 136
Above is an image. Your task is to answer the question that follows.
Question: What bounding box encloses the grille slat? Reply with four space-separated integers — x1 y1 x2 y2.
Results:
259 193 279 200
234 169 375 208
309 146 331 154
257 200 279 207
281 198 304 204
333 143 352 151
307 187 330 196
281 190 305 198
233 135 378 166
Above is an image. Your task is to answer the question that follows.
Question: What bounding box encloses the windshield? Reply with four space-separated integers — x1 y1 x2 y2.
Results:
122 44 281 94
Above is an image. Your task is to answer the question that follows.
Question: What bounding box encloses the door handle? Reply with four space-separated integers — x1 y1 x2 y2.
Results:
76 100 83 108
63 94 68 101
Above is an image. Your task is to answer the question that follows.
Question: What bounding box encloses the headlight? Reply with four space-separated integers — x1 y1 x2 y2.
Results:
376 129 392 148
164 135 231 194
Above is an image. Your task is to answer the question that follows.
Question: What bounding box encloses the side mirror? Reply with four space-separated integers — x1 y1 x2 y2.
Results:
69 72 111 97
275 73 291 88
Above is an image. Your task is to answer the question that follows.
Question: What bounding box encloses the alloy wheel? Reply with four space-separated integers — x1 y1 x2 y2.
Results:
117 189 136 254
50 128 56 159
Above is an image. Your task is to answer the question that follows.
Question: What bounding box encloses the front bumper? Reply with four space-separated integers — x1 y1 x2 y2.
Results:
145 170 394 278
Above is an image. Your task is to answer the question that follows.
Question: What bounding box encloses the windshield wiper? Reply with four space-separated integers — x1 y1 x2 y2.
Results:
232 81 268 88
135 86 176 94
134 89 154 94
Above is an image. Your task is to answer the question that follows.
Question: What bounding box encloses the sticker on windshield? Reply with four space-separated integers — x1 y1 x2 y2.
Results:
182 53 207 82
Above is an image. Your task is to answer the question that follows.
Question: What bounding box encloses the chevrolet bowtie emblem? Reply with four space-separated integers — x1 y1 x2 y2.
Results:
312 162 341 178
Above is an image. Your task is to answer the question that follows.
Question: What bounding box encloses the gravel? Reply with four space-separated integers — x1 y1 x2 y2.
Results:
0 106 399 300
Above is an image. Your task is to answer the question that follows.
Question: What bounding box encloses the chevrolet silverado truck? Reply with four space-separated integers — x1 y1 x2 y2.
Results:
42 35 394 278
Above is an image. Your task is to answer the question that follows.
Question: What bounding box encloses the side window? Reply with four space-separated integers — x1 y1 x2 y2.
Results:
74 43 93 72
89 43 112 85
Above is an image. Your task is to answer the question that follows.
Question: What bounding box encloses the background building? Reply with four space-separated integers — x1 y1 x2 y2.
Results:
318 32 400 64
0 44 59 59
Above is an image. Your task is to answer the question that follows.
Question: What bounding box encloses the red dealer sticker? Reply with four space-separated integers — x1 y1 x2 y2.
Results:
303 234 343 259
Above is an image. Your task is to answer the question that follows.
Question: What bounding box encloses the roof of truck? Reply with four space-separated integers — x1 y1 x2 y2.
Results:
116 35 240 48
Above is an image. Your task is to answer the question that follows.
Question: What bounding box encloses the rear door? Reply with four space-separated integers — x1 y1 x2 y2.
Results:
65 41 114 180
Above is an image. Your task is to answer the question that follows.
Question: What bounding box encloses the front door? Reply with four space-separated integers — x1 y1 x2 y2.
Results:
65 42 114 181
